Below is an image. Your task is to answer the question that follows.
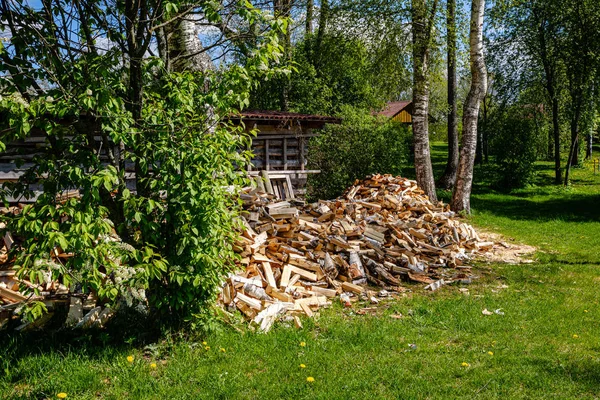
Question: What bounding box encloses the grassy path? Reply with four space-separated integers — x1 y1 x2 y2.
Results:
2 146 600 399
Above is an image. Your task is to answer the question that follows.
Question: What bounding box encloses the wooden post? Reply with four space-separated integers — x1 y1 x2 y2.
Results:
265 139 270 171
299 136 305 171
283 137 288 170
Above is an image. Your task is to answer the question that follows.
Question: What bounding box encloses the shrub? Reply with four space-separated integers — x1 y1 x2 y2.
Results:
491 108 541 189
0 3 285 326
306 107 411 200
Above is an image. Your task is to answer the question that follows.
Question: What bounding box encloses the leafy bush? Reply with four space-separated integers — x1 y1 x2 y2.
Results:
0 3 285 326
491 108 541 189
306 107 411 200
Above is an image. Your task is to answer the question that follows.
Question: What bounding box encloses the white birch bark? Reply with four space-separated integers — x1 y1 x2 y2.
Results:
411 0 438 203
451 0 487 213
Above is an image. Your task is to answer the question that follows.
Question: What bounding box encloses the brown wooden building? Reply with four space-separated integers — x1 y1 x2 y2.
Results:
229 110 341 195
375 101 413 123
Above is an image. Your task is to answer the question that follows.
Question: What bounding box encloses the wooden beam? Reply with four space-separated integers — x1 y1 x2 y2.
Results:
283 137 288 170
299 136 305 171
265 139 270 171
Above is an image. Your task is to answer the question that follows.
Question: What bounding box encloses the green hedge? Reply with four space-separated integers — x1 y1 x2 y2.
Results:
307 107 411 200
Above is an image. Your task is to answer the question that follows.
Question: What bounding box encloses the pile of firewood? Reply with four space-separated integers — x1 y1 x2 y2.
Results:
0 202 113 331
224 174 493 331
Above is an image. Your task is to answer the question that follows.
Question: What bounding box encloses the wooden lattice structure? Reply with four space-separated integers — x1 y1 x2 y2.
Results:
229 111 341 195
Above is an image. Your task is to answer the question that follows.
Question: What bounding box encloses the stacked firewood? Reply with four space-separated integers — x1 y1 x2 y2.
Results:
0 201 112 331
224 174 492 331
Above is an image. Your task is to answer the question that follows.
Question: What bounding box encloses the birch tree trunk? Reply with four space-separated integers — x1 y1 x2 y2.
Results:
451 0 487 213
274 0 292 111
165 14 214 73
437 0 459 190
306 0 314 35
411 0 438 202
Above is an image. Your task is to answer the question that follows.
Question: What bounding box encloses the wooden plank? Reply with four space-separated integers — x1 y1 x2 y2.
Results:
289 265 317 281
236 292 263 310
262 262 278 289
283 137 288 170
299 136 305 171
265 139 270 171
310 286 338 298
341 281 365 294
299 302 314 317
285 175 295 200
261 170 274 194
0 286 27 302
279 264 292 287
267 286 294 302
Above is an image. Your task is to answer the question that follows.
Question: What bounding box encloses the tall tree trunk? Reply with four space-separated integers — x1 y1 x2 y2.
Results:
274 0 292 111
315 0 329 64
535 6 561 182
411 0 438 202
306 0 314 35
482 91 490 162
547 127 553 160
437 0 459 190
572 136 580 165
552 97 561 183
451 0 487 213
165 14 214 73
586 128 593 159
564 102 581 185
475 121 483 164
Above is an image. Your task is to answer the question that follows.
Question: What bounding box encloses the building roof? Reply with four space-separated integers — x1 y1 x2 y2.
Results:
375 101 412 118
229 110 342 124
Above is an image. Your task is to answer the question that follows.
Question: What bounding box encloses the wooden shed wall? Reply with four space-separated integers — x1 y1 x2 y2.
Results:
392 110 412 123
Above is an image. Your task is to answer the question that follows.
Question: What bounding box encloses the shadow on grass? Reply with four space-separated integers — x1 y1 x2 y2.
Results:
0 310 163 368
471 193 600 223
546 358 600 393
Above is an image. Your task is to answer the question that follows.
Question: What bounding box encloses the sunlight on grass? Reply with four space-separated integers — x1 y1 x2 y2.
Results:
2 145 600 399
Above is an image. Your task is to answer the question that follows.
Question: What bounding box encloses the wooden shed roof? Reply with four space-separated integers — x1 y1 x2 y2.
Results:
229 110 342 125
375 101 412 118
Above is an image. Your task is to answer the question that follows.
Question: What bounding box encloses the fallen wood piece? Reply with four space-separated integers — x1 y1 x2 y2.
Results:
236 292 263 310
262 262 278 289
0 286 28 302
299 302 314 317
65 297 83 326
75 306 102 329
254 302 294 332
424 279 446 291
341 281 365 294
288 266 317 282
310 286 338 298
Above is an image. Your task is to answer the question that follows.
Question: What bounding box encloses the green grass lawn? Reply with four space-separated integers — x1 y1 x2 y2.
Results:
2 144 600 399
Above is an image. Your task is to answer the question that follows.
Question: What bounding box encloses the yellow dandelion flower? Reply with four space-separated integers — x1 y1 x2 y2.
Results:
205 346 210 350
57 393 67 399
461 362 470 367
127 355 134 363
573 334 579 339
220 348 226 353
202 341 208 345
150 363 157 369
300 364 306 368
300 342 306 347
584 310 589 313
488 351 494 356
306 377 315 382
